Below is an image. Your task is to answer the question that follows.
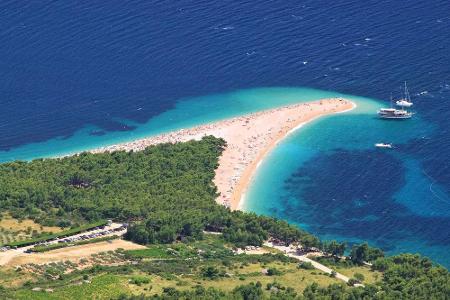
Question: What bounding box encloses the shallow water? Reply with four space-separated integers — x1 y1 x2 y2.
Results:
1 0 449 267
0 87 351 162
244 95 450 267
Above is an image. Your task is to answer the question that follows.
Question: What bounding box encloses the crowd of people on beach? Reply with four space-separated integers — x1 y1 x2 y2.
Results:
91 98 351 209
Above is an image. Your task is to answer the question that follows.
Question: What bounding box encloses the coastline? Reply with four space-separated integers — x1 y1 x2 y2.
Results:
91 98 356 210
232 101 356 210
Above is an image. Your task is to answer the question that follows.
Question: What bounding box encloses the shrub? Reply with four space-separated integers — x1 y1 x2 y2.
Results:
129 276 150 286
298 262 315 270
347 278 358 286
354 273 365 282
232 282 263 299
201 266 221 280
267 268 282 276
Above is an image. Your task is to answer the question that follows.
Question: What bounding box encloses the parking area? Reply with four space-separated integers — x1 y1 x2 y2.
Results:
24 222 128 252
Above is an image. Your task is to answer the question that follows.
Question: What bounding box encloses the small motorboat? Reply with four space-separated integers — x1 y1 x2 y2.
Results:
375 143 393 149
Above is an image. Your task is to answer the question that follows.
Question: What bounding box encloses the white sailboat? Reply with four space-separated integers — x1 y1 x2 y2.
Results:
395 82 413 107
378 94 412 119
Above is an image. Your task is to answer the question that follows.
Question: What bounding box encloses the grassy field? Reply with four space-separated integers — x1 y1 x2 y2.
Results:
308 255 383 284
126 235 235 260
335 265 382 284
2 235 384 299
13 274 130 300
10 263 382 299
10 260 344 299
4 220 108 248
0 268 37 289
125 246 176 259
0 214 63 246
124 261 344 296
198 261 341 292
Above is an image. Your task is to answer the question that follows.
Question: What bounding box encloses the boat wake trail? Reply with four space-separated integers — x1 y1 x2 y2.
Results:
422 168 450 205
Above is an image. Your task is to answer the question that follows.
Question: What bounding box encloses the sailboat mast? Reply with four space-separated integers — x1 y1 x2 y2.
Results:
404 81 410 101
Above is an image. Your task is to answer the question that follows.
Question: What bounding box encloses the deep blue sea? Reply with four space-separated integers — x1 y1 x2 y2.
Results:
1 1 449 267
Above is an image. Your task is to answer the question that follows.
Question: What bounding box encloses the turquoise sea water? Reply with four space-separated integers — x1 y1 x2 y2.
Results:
1 0 449 268
243 90 450 267
0 87 355 162
3 86 448 267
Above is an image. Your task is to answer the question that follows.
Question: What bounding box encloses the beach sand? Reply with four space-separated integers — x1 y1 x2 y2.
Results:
92 98 355 210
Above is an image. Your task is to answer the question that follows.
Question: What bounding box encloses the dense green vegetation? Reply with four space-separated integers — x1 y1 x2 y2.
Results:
0 136 315 248
350 242 385 265
0 137 225 226
125 208 316 247
299 253 450 299
0 136 448 299
311 242 385 267
370 254 450 298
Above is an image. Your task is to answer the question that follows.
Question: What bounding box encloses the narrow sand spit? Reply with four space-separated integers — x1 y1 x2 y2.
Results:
92 98 355 210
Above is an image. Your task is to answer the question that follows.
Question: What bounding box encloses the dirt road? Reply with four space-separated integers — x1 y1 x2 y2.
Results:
3 239 145 266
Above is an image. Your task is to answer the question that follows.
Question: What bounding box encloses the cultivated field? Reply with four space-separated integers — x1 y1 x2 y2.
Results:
0 214 62 246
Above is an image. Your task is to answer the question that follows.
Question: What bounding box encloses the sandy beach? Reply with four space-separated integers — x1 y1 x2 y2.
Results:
92 98 355 210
